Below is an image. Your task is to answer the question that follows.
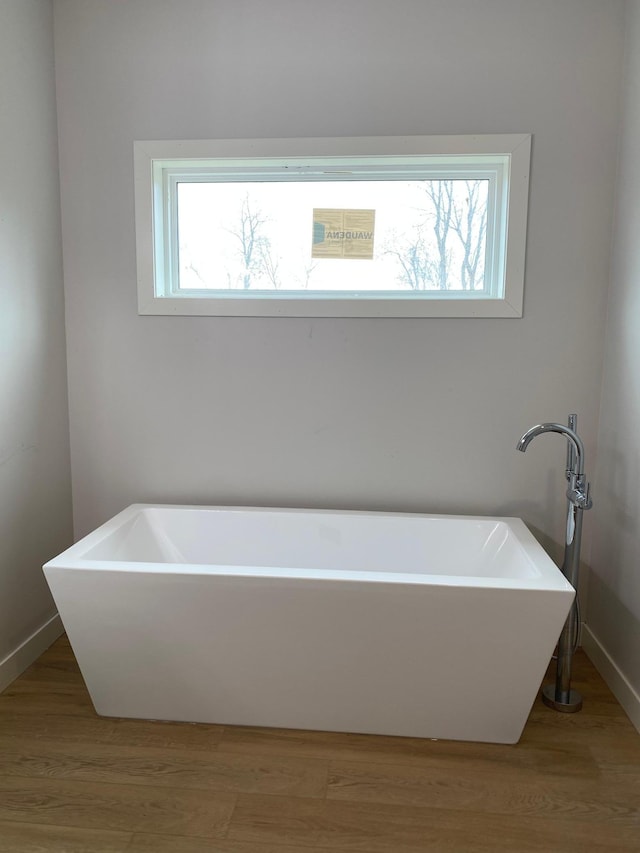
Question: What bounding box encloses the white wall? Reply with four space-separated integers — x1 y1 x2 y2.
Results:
54 0 624 574
586 0 640 729
0 0 72 686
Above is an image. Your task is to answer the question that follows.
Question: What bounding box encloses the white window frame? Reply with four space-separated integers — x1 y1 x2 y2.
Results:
134 134 531 318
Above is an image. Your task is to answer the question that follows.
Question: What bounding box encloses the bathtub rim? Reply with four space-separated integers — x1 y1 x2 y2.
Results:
43 503 574 594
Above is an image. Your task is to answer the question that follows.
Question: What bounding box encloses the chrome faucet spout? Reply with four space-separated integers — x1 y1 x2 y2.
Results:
516 422 585 477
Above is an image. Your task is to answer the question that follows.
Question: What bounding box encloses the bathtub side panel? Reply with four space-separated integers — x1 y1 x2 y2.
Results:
43 567 573 743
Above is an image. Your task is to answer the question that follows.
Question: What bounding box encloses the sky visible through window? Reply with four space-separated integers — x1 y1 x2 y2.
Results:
177 179 489 294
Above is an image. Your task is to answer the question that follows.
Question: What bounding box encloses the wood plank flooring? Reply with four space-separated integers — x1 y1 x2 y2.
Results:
0 636 638 852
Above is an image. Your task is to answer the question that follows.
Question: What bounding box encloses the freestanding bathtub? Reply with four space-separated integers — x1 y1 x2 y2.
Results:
43 504 574 744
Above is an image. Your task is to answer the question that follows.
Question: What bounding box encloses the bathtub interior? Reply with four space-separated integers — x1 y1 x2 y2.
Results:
63 505 554 582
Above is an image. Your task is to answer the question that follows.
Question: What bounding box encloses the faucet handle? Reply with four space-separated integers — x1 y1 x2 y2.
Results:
567 477 593 510
583 481 593 510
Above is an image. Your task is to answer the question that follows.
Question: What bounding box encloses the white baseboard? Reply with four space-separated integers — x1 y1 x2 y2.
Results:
581 622 640 734
0 613 64 692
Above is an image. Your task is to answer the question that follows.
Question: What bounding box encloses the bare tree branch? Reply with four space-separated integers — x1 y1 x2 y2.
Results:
226 194 269 289
259 241 281 289
423 180 455 290
384 228 431 290
449 180 487 290
297 261 318 290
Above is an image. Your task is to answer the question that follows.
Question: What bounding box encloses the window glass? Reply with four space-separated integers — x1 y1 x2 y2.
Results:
177 179 489 294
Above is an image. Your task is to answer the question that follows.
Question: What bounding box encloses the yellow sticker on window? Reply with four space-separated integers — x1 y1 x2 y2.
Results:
312 209 375 260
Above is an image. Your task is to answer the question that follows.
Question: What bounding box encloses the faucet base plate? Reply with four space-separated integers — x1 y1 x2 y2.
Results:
541 684 583 713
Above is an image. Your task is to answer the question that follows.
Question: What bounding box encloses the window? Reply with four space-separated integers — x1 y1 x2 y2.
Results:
134 135 531 318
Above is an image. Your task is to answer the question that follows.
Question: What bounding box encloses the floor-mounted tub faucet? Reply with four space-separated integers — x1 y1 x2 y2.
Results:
517 415 593 713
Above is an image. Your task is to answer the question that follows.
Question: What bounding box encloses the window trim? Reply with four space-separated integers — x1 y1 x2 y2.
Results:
134 134 531 318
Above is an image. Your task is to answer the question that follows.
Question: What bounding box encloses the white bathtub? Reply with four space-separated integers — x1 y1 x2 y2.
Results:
43 504 574 744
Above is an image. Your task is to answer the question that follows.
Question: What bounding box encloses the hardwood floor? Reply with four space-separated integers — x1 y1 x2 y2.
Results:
0 636 638 852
